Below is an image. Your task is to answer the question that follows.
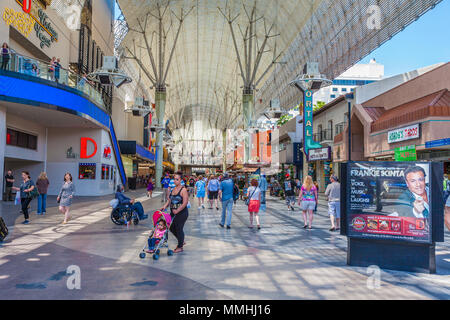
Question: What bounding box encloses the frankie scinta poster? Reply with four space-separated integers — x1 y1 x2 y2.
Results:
347 162 432 243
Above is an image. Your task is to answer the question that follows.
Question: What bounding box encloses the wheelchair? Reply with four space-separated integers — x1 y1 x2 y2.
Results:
111 203 140 226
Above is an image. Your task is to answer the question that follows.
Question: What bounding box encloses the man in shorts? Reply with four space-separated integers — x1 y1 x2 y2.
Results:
325 175 340 231
284 174 296 211
207 175 220 210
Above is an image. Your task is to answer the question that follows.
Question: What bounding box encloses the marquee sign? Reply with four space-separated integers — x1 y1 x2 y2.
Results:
12 0 58 48
303 89 323 156
307 147 331 161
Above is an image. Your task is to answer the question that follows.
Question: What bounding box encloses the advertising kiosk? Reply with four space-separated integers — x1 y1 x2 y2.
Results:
340 162 444 273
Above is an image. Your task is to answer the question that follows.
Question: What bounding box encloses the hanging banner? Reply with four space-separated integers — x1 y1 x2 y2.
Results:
347 162 432 243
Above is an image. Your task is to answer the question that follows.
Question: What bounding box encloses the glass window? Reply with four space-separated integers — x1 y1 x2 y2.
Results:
106 165 110 180
332 87 338 92
342 88 347 92
330 95 336 99
79 163 96 180
101 164 106 180
6 128 37 150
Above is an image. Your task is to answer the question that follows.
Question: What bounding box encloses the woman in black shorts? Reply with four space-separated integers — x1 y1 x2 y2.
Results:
160 171 189 253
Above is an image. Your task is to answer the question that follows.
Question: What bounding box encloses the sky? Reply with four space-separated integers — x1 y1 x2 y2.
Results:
359 0 450 77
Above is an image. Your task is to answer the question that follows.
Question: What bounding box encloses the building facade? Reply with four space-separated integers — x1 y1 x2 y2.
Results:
0 0 145 197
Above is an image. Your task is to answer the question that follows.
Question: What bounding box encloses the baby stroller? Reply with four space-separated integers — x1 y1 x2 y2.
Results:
139 211 174 260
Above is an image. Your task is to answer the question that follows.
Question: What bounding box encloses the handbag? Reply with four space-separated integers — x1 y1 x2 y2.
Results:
245 188 257 206
28 187 39 199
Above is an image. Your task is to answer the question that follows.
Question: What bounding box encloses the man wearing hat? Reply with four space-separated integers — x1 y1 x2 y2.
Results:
218 172 234 229
325 175 340 231
284 173 296 211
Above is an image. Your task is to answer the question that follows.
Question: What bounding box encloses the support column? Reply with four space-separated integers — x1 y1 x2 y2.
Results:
155 90 166 188
243 92 254 164
222 129 227 172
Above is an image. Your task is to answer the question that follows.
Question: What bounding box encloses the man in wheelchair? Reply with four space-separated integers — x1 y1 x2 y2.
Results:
113 185 148 222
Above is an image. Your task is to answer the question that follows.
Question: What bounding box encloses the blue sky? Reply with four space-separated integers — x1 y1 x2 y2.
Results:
359 0 450 77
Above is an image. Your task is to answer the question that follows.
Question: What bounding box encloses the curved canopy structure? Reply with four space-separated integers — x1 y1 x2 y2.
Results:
117 0 442 161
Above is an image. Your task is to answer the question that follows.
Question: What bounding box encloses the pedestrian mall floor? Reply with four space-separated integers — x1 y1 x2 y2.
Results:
0 191 449 300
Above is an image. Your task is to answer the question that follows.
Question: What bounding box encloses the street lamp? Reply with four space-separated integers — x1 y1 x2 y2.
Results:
345 92 354 162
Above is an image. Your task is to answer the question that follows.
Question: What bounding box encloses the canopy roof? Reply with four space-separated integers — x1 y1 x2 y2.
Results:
117 0 442 159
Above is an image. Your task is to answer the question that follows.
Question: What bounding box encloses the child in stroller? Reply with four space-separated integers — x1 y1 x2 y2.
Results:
139 211 174 260
146 218 167 253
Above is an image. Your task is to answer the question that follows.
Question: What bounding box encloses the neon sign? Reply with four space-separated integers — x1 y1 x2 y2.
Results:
2 7 36 38
303 89 322 155
80 137 97 159
15 0 58 46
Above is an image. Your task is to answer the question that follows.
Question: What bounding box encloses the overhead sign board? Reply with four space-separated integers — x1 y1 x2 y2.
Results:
388 124 420 144
425 138 450 149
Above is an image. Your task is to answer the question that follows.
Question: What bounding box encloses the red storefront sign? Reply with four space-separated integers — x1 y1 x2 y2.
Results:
80 137 97 159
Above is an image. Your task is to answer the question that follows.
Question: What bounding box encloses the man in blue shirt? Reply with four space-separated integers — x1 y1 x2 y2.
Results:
161 173 171 203
219 172 234 229
195 176 206 209
207 175 220 210
259 174 268 212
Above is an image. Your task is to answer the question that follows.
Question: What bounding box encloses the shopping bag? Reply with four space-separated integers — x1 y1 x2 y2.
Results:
14 192 20 205
109 199 119 208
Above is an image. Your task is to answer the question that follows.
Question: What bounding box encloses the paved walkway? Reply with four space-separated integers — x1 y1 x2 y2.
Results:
0 191 449 299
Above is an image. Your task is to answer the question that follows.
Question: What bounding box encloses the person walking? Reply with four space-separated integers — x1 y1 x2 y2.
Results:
36 172 50 215
57 173 75 224
247 179 262 230
161 173 171 203
207 175 220 210
313 181 320 212
1 43 10 70
284 174 296 211
12 171 36 224
195 175 206 210
298 176 318 230
444 174 450 204
160 171 189 253
325 175 341 231
259 174 268 209
4 170 14 201
219 172 234 229
146 176 154 198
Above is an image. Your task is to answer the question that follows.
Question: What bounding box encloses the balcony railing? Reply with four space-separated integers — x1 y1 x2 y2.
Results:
335 122 347 136
313 129 333 142
0 49 106 110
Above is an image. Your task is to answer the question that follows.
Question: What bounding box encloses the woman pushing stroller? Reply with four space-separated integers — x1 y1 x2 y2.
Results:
159 171 189 254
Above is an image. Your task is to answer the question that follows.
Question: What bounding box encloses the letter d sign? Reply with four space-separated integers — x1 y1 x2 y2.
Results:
80 137 97 159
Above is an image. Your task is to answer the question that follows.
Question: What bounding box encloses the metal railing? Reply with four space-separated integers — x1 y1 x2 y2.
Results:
314 129 333 142
335 122 347 136
0 49 106 110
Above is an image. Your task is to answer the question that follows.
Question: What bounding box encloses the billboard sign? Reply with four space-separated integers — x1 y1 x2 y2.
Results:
347 162 431 243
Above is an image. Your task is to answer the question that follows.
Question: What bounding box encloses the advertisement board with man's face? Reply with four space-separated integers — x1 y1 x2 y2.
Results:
347 162 431 243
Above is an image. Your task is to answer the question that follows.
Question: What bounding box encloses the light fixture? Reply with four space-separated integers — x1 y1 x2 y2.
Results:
87 56 132 88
